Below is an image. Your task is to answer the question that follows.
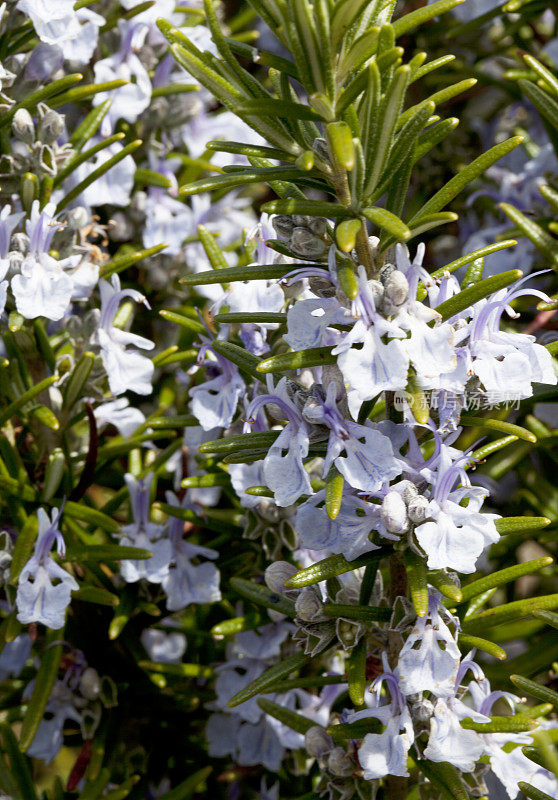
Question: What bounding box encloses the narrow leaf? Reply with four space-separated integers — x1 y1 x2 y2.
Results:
434 269 522 321
409 137 523 224
257 697 315 734
257 346 337 373
230 577 296 617
227 651 312 707
20 632 63 751
285 551 386 588
459 557 553 603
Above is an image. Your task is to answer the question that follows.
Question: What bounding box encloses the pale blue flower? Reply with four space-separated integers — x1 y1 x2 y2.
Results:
93 22 152 134
162 493 221 611
414 452 501 574
466 277 557 400
353 660 414 780
304 383 403 494
93 398 145 438
295 489 388 560
0 204 24 314
141 628 187 664
207 622 337 771
0 634 32 680
398 590 461 697
244 377 312 507
423 695 488 771
66 140 136 209
16 506 78 630
17 0 81 45
189 339 245 431
96 274 155 396
119 473 171 584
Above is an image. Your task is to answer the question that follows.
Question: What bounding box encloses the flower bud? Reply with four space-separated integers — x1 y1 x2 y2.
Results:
407 495 430 524
379 263 396 284
295 587 326 622
80 667 101 699
307 217 327 237
305 726 334 759
398 480 418 505
0 531 13 584
336 618 361 649
381 491 409 534
39 109 65 144
292 215 312 227
310 276 336 298
383 270 409 306
411 696 434 722
6 250 23 277
327 746 354 777
264 561 297 595
366 279 384 308
65 206 89 231
12 108 35 143
38 143 57 177
290 227 328 259
272 215 295 239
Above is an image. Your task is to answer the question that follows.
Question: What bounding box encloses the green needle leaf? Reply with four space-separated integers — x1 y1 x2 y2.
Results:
464 594 558 631
325 465 344 520
459 557 553 603
362 206 411 240
64 545 154 562
322 603 391 622
179 263 295 285
460 415 537 442
19 631 64 751
434 269 522 321
285 551 387 588
392 0 465 36
227 651 312 707
348 638 367 705
495 517 551 535
500 203 558 266
460 715 538 733
0 723 38 800
0 375 58 428
328 717 382 742
409 137 523 225
518 782 556 800
230 577 296 617
257 346 337 373
458 635 506 660
257 697 315 734
510 675 558 710
407 552 429 617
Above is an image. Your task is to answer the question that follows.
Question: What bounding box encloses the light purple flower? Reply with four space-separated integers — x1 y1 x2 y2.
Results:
92 22 152 134
141 628 187 664
244 377 312 507
17 0 81 45
16 506 78 630
398 590 461 697
119 473 171 584
96 274 155 396
414 452 500 573
162 493 221 610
